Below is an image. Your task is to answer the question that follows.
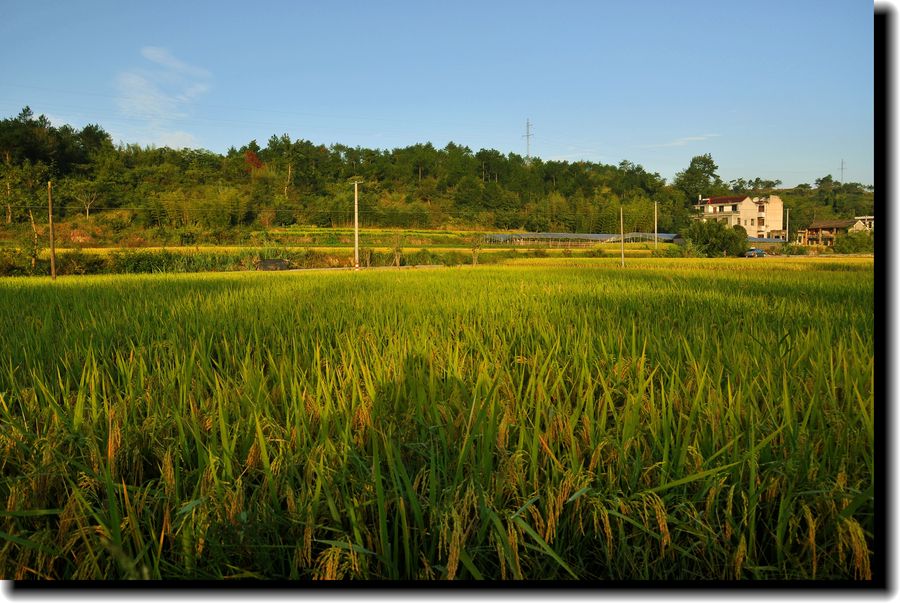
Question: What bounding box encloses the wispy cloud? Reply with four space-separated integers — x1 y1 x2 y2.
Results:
140 46 211 79
158 131 199 149
116 72 183 121
115 47 211 148
639 134 721 149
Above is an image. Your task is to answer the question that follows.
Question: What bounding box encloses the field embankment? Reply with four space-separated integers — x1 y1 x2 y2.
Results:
0 244 664 276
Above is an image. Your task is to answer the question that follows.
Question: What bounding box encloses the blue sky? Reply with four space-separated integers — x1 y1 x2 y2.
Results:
1 0 874 186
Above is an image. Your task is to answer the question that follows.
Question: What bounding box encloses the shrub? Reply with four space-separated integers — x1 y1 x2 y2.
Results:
0 249 29 277
653 241 702 258
178 226 202 246
440 251 469 266
97 210 135 233
833 231 874 254
57 251 107 275
781 243 808 256
681 221 748 257
404 248 437 266
110 250 178 273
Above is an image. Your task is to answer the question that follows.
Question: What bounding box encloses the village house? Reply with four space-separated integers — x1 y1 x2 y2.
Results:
853 215 874 232
797 216 874 246
693 195 785 240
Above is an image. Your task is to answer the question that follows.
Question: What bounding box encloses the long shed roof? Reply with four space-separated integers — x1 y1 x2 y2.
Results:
484 232 679 242
806 219 856 229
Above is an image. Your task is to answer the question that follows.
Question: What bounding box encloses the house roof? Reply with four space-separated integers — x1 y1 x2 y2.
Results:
483 232 679 242
698 196 749 205
806 219 857 229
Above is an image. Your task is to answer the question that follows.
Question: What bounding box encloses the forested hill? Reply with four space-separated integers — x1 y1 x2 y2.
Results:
0 107 875 236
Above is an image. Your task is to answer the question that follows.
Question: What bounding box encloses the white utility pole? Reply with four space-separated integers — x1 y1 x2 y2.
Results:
353 180 360 270
654 200 658 250
620 206 625 268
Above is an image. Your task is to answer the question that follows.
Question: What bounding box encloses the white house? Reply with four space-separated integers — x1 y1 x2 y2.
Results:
693 195 785 240
852 215 874 232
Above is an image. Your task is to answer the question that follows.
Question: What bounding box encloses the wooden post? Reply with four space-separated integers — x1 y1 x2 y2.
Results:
353 180 360 270
654 200 658 250
620 206 625 268
48 181 56 280
28 209 38 270
4 150 10 224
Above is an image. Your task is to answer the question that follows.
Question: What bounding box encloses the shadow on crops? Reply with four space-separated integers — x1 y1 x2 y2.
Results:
372 351 465 430
368 351 471 480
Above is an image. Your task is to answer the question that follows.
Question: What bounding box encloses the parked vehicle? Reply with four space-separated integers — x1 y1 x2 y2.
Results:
745 248 766 258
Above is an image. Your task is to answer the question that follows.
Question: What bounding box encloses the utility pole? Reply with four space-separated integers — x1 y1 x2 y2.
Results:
284 163 292 198
353 180 360 270
620 206 625 268
840 159 845 185
523 119 533 164
4 151 11 224
654 200 658 250
48 181 56 280
786 207 790 243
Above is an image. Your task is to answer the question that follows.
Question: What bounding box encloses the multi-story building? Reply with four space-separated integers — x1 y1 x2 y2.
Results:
693 195 785 240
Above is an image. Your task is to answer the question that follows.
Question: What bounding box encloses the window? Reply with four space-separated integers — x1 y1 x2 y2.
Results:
758 217 765 226
750 218 755 226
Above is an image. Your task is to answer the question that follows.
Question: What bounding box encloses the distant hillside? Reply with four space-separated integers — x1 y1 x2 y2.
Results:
0 107 874 239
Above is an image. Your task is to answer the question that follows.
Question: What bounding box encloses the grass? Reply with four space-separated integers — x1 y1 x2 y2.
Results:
0 258 874 580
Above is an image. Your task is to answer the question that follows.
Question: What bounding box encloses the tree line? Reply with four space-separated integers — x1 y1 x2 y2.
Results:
0 107 875 238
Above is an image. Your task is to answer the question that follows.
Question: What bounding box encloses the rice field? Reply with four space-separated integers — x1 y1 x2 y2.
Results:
0 257 875 580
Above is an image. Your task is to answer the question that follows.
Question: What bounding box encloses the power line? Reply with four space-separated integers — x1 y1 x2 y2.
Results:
0 84 500 131
0 204 566 217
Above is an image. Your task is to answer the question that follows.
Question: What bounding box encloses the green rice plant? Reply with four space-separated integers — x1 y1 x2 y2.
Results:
0 258 874 580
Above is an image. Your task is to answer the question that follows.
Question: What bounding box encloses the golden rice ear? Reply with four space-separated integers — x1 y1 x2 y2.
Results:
733 534 747 579
801 503 817 579
843 518 872 580
244 439 260 471
598 506 613 557
507 520 522 579
643 492 671 558
106 408 122 478
161 448 176 497
313 545 344 580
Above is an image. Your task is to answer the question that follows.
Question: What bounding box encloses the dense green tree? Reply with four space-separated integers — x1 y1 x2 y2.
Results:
682 220 748 257
674 154 726 204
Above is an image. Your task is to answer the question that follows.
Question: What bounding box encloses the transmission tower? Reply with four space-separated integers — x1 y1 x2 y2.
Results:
523 119 533 163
